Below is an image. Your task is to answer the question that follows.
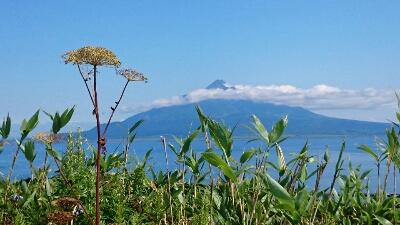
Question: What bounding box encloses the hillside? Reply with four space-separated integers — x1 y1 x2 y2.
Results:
81 99 390 140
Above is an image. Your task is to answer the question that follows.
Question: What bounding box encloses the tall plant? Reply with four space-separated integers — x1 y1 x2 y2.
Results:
62 46 147 225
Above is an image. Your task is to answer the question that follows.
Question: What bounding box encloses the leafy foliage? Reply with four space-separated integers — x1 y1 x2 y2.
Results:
1 99 400 225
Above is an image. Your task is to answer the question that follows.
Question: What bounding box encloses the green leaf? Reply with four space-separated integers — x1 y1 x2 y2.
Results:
374 214 393 225
299 141 309 155
208 120 233 160
25 110 40 133
24 141 37 163
202 152 237 182
195 105 209 132
358 144 379 161
240 149 255 164
128 118 145 134
42 110 53 120
13 137 24 153
334 140 346 172
261 172 294 207
300 165 307 182
218 165 237 182
250 114 269 142
20 119 27 135
89 145 106 171
269 115 288 143
52 111 61 133
181 129 200 155
396 112 400 123
324 146 330 162
21 180 29 194
275 202 296 213
0 113 11 139
45 145 62 161
395 91 400 109
129 132 137 144
60 106 75 128
295 187 308 210
45 178 52 197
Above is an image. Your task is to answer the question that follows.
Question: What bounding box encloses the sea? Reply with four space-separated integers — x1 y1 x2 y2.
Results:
1 135 399 193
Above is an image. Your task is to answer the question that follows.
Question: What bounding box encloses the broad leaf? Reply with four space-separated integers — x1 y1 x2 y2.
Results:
269 115 288 143
52 112 61 133
181 129 200 155
202 152 237 182
60 106 75 128
295 187 308 210
250 114 269 142
358 144 378 161
261 172 294 207
24 141 37 163
374 214 393 225
240 149 255 164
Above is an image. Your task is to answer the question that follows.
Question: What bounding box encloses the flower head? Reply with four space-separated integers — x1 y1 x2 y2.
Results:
55 197 82 211
31 131 63 144
11 195 23 203
73 205 84 216
62 46 121 67
47 211 74 224
117 68 148 82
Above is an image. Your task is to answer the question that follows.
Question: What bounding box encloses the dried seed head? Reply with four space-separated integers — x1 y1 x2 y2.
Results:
47 211 74 224
117 68 148 82
31 132 63 144
55 197 82 211
62 46 121 67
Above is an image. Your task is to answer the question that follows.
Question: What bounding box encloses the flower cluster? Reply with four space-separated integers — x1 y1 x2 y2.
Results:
117 68 148 82
31 131 63 144
47 211 74 224
11 195 23 203
62 46 121 67
73 205 84 216
55 197 81 210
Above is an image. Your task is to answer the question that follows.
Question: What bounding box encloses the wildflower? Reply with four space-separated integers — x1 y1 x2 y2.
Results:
73 205 84 216
10 195 23 202
117 68 148 82
62 46 121 67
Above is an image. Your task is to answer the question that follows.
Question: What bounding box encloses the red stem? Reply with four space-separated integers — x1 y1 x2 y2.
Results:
102 80 129 138
93 65 102 225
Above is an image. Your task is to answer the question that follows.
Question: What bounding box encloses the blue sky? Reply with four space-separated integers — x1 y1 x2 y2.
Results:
1 1 400 134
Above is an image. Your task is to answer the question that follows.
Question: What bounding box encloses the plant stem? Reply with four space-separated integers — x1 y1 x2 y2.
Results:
2 142 21 222
49 145 94 225
102 80 129 138
161 136 173 224
78 64 95 107
93 65 102 225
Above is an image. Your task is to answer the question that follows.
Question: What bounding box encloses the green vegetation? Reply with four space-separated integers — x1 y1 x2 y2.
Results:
1 105 399 224
0 47 399 224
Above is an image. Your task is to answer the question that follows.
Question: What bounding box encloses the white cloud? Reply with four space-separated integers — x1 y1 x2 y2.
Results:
120 83 399 117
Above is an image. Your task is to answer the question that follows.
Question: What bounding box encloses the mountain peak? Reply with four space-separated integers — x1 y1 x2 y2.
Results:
206 79 229 90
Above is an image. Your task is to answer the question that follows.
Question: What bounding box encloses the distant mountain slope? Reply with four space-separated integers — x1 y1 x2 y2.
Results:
81 99 390 140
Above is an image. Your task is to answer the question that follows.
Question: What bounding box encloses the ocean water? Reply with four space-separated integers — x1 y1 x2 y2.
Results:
1 135 398 193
